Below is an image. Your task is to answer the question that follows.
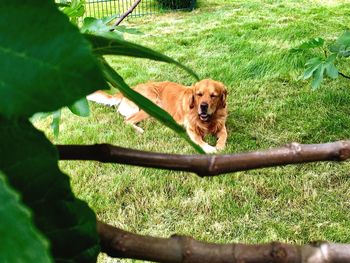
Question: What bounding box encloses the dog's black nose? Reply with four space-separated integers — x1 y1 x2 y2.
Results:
200 102 208 112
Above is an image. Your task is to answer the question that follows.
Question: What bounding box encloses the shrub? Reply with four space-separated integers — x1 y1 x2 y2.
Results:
156 0 195 10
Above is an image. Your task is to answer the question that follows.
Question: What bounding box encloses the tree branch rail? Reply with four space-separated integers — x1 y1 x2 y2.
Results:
98 221 350 263
57 140 350 177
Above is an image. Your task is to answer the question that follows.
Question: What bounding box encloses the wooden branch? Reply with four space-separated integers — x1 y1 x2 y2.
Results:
57 140 350 177
97 221 350 263
111 0 142 28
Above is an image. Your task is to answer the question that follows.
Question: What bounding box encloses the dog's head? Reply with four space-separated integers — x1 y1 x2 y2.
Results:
188 79 227 121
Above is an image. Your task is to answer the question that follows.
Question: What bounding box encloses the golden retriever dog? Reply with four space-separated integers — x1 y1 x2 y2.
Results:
87 79 228 153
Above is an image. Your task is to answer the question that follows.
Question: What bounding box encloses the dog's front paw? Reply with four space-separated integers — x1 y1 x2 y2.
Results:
202 144 217 154
131 124 144 134
215 144 225 151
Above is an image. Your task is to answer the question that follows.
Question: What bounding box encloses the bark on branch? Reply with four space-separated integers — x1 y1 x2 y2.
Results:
97 221 350 263
112 0 142 27
57 140 350 177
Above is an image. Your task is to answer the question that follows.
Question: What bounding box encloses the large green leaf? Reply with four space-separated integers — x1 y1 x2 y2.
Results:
311 64 325 90
69 97 90 117
60 0 85 20
51 110 62 137
81 17 119 36
114 25 144 36
100 58 204 153
85 34 199 80
292 37 325 52
0 1 106 118
302 54 340 89
325 54 338 79
302 57 323 80
0 170 52 263
0 118 99 263
81 16 142 40
325 62 338 79
330 30 350 57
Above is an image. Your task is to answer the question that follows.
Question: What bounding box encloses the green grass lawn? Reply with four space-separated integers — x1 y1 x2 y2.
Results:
36 0 350 261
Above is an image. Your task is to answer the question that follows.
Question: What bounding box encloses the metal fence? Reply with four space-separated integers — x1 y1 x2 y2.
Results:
85 0 196 18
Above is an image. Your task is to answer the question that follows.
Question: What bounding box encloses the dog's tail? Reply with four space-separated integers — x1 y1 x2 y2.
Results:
86 90 122 107
87 90 140 118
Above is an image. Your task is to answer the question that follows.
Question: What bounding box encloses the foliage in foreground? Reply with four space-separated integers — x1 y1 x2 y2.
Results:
0 1 199 262
294 30 350 89
52 0 350 254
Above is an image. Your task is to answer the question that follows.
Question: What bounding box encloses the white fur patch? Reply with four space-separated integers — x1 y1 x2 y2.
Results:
118 98 139 118
202 144 217 154
86 93 121 106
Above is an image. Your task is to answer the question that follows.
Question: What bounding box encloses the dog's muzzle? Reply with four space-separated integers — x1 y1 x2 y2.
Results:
199 102 210 121
199 113 210 121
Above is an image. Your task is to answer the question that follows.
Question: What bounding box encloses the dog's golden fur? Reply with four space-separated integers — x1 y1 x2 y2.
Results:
87 79 228 153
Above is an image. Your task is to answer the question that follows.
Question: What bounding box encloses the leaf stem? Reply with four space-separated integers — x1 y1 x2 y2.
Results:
339 72 350 80
323 47 328 58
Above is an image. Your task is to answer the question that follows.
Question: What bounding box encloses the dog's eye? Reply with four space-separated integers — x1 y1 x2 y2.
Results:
197 93 203 97
210 94 218 98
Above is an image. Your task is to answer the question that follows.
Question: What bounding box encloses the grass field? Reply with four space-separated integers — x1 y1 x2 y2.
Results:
36 0 350 261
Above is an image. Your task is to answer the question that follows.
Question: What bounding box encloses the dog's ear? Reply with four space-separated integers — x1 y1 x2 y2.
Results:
189 93 195 109
184 87 195 109
220 88 227 108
